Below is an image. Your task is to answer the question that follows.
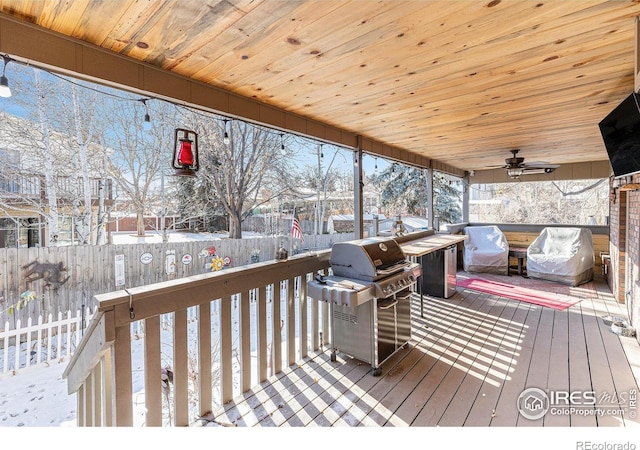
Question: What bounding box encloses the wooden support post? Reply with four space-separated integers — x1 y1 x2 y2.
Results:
354 137 364 239
636 16 640 93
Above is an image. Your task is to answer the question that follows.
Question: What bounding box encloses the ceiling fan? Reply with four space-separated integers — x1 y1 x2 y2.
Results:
503 149 560 179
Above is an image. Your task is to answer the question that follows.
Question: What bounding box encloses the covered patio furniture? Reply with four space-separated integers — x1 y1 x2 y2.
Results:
463 225 509 275
526 227 594 286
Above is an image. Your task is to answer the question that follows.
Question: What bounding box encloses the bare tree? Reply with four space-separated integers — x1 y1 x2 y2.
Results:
0 66 114 246
183 115 293 239
103 98 178 237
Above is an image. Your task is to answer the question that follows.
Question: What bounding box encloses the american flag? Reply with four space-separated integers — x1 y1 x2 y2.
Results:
292 215 304 243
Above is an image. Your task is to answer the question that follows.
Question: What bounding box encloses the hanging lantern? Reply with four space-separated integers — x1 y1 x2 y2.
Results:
172 128 199 177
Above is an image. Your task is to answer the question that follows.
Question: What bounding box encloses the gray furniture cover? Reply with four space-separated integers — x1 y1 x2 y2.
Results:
463 225 509 275
526 227 594 286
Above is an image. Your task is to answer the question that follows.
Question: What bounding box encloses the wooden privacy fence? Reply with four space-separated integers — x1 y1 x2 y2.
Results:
0 233 354 327
1 307 93 374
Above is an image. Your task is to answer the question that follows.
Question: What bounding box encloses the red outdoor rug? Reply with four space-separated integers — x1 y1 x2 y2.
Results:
456 277 583 310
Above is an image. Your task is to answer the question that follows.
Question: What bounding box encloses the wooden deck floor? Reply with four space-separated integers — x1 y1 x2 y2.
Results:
207 273 640 428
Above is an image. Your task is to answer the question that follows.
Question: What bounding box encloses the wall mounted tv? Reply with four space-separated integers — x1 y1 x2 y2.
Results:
599 92 640 178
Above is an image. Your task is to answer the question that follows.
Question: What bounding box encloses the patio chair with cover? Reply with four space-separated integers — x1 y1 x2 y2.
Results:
463 225 509 275
526 227 594 286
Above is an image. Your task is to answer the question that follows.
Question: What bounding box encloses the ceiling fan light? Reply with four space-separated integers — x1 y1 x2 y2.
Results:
507 167 523 179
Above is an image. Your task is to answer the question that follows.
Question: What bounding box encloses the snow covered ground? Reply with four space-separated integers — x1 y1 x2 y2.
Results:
109 229 264 244
0 361 74 427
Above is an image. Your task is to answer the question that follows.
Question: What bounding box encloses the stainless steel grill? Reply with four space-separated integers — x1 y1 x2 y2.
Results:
307 237 421 376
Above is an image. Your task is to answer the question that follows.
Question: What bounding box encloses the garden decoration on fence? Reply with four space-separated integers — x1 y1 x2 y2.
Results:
198 246 232 272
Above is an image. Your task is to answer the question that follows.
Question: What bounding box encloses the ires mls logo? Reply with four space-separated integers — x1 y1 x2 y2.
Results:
517 388 549 420
517 387 638 420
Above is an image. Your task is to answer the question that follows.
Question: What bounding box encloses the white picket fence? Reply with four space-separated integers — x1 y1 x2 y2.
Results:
0 308 93 374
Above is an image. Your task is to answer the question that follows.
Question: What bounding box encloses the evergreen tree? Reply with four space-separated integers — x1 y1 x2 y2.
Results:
370 163 462 224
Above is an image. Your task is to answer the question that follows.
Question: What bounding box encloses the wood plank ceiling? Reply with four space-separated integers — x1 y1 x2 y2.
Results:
1 0 640 173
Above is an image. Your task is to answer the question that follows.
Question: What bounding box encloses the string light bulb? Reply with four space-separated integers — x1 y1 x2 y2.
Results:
140 99 151 130
223 119 230 145
0 55 12 98
280 133 286 154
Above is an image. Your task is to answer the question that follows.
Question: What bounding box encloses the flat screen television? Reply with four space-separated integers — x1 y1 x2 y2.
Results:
599 92 640 178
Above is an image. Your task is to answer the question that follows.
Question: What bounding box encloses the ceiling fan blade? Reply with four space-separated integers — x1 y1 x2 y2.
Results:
523 162 560 169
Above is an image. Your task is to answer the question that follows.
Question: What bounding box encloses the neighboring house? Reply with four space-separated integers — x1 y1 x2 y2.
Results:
0 112 114 247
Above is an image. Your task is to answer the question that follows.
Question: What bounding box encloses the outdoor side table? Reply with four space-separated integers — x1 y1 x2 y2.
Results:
508 247 528 276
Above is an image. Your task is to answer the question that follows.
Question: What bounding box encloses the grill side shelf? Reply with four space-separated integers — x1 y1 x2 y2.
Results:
307 278 374 308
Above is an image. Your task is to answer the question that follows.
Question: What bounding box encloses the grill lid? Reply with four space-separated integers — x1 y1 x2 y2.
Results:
329 237 408 281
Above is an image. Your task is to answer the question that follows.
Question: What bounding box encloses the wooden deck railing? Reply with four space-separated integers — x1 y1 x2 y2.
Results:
63 250 331 426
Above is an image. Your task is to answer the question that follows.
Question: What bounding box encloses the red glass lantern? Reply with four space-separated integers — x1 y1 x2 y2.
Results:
172 128 199 177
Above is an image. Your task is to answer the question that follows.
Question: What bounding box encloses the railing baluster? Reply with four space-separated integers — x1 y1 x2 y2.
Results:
257 285 268 382
113 321 133 426
94 362 102 427
300 275 308 359
310 274 319 351
240 290 251 392
321 268 329 351
86 370 94 427
220 296 233 403
103 351 113 426
173 308 189 426
198 301 212 418
287 278 296 365
144 315 162 426
272 283 282 375
78 384 86 427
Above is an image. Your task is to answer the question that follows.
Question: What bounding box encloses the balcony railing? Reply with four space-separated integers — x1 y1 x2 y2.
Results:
0 174 113 201
63 250 331 426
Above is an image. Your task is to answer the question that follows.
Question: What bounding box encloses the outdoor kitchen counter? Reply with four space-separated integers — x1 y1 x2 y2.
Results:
400 233 468 317
400 233 468 257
